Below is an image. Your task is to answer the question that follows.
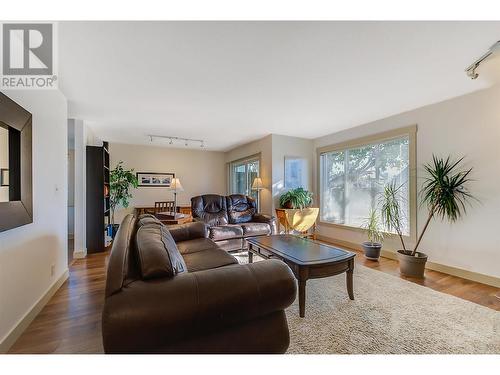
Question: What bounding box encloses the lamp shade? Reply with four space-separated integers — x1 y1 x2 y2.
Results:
252 177 263 190
170 178 184 192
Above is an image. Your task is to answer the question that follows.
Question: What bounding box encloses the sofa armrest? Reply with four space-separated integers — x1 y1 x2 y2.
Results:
102 259 296 353
167 221 208 242
252 213 277 234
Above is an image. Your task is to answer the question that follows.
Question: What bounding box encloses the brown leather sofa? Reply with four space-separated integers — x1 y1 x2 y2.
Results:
102 214 296 354
191 194 277 252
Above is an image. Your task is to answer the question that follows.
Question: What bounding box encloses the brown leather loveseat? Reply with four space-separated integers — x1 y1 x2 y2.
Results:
191 194 276 252
102 213 296 353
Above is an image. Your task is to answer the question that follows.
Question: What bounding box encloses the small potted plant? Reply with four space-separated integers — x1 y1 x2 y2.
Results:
109 161 138 238
279 187 313 209
380 155 475 278
361 208 384 260
277 187 318 236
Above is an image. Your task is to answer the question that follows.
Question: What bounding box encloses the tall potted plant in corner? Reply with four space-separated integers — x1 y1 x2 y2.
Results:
109 161 138 238
380 155 475 278
361 208 384 260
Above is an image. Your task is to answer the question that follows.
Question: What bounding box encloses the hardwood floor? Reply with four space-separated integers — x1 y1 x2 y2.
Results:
355 251 500 311
9 250 109 354
8 246 500 353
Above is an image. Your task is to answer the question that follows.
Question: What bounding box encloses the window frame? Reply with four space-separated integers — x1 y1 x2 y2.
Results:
316 125 417 241
228 153 261 197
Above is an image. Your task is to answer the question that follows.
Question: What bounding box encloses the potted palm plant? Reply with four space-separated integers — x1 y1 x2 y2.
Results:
361 208 384 260
109 161 138 237
380 155 475 278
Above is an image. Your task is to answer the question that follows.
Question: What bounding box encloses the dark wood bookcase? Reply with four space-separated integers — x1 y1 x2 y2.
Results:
86 141 110 253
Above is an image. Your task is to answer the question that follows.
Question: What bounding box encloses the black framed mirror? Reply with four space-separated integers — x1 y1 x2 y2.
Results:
0 92 32 232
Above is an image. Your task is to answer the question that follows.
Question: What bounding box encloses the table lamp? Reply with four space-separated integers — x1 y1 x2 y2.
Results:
169 178 184 217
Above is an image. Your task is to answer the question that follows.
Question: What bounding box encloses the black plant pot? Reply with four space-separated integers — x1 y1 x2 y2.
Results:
361 241 382 260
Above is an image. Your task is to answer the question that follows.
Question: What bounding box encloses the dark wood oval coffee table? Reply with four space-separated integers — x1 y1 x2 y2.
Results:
246 235 356 318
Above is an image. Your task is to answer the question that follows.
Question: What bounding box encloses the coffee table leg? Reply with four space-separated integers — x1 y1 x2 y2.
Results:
298 280 306 318
346 259 354 300
248 248 253 263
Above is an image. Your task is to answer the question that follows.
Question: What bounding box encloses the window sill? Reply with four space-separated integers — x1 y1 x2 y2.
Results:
317 220 414 241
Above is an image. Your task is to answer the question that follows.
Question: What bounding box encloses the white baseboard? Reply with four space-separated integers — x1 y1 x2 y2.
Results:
73 248 87 259
316 234 500 288
0 269 69 353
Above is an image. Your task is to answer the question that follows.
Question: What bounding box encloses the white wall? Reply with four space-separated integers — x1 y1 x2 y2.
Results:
70 119 89 258
67 149 75 238
314 85 500 279
224 134 314 215
110 143 226 223
224 135 273 215
0 90 68 347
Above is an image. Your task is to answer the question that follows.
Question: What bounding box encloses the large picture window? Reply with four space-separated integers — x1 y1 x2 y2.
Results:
319 128 415 236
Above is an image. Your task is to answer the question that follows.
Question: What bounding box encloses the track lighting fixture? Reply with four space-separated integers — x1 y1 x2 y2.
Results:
147 135 206 149
465 40 500 80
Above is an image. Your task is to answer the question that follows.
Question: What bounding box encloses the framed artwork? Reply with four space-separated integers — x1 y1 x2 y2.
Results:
0 168 8 187
284 156 307 189
136 172 175 187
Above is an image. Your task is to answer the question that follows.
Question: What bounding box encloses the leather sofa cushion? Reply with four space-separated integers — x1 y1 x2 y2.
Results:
182 248 238 272
191 195 229 226
168 222 208 243
137 214 162 228
209 225 244 241
240 222 271 237
177 238 218 255
226 194 256 224
215 238 245 252
136 224 187 279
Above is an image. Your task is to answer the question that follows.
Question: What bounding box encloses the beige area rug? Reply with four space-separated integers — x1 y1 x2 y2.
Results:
233 252 500 354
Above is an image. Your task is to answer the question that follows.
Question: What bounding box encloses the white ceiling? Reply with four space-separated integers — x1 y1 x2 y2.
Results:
59 21 500 151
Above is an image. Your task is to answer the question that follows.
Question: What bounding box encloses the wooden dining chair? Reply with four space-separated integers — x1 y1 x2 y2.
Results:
154 201 176 214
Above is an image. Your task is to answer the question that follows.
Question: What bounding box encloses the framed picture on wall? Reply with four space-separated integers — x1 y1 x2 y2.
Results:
136 172 175 187
284 156 307 189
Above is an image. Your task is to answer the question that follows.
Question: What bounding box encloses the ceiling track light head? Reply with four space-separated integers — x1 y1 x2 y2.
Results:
465 40 500 80
466 66 479 80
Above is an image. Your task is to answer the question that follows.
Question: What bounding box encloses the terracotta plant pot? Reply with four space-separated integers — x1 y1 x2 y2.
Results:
361 241 382 260
397 250 428 278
